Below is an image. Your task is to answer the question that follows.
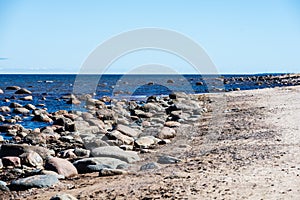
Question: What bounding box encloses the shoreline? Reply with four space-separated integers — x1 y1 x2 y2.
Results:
0 82 299 199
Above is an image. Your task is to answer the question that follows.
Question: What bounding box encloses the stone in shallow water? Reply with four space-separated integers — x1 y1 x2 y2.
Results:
91 146 140 163
157 155 181 164
9 175 59 190
15 88 32 95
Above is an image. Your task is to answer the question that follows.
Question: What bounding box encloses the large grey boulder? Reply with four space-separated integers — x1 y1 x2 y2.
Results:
73 157 127 173
91 146 140 163
10 175 59 190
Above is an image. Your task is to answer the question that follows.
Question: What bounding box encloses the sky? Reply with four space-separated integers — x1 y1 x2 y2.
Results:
0 0 300 74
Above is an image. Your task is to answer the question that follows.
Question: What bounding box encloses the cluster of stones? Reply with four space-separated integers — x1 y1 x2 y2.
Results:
223 73 300 90
0 85 208 193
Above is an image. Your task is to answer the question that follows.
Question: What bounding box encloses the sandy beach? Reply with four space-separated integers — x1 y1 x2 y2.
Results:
0 85 298 199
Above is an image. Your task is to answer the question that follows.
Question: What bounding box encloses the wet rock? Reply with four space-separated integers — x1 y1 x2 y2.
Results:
0 106 11 113
32 114 53 123
0 180 9 191
98 168 128 176
91 146 140 163
9 102 23 108
20 95 33 101
0 144 54 159
157 127 176 139
9 175 59 190
15 88 32 95
116 124 139 137
73 157 127 173
2 156 21 167
107 130 134 145
45 157 78 178
13 107 30 115
19 151 43 167
24 103 36 110
6 86 21 90
50 193 78 200
140 162 160 170
157 155 181 164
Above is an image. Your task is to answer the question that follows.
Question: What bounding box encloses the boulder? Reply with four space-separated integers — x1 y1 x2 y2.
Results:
19 151 43 167
0 144 54 159
73 157 127 173
9 102 22 108
98 168 128 176
13 107 30 115
157 127 176 139
15 88 32 95
157 155 181 164
9 175 59 190
164 121 181 128
31 114 53 123
140 162 160 171
116 124 139 137
20 95 33 101
50 193 78 200
24 104 36 110
107 130 134 145
135 136 158 148
91 146 140 163
0 106 11 113
45 157 78 178
0 180 9 191
2 156 21 167
5 86 21 90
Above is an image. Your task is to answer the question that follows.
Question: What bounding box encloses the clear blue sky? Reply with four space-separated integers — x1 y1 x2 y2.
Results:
0 0 299 74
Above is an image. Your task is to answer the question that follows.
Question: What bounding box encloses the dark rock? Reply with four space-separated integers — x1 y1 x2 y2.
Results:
2 156 21 167
157 155 181 164
9 175 59 190
6 86 21 90
73 157 127 173
9 102 23 108
140 162 160 170
98 168 127 176
31 114 53 123
0 144 54 159
15 88 32 95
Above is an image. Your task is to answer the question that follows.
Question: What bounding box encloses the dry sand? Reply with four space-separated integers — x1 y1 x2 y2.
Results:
3 85 300 200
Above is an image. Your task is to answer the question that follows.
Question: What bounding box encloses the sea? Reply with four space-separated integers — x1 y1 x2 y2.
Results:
0 73 290 139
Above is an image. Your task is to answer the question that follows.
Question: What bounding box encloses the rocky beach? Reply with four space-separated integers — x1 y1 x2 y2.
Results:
0 74 299 199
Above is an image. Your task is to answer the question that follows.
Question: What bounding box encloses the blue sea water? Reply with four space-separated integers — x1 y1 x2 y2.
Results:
0 73 290 138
